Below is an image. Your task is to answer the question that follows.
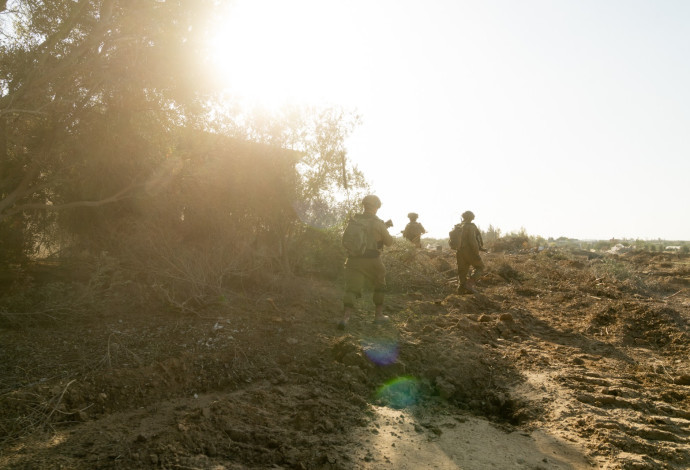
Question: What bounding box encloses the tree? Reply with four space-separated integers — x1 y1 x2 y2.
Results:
205 103 368 273
209 103 368 226
482 224 501 247
1 0 368 284
0 0 224 261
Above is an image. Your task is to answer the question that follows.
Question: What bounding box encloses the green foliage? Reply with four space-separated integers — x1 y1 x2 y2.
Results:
219 105 368 225
482 225 501 246
490 232 531 252
292 226 345 280
1 0 224 258
541 248 574 261
0 1 368 294
531 235 547 248
592 240 615 251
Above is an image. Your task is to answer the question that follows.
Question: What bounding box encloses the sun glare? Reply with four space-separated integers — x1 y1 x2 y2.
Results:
208 0 367 109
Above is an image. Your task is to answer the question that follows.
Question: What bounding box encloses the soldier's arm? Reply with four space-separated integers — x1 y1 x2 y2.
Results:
379 221 394 247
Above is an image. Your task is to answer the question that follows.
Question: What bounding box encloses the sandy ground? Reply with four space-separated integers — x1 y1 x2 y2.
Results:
1 247 689 469
351 406 593 469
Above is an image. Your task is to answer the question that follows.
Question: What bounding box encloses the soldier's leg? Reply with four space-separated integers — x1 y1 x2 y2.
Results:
456 252 470 289
466 256 485 290
370 258 389 322
341 262 364 328
469 256 485 280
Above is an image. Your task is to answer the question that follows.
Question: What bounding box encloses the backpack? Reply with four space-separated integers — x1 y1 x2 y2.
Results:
403 222 423 241
448 223 463 251
342 216 373 257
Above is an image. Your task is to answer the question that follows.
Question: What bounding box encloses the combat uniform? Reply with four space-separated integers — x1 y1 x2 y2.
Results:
456 221 485 290
343 213 394 308
403 221 426 248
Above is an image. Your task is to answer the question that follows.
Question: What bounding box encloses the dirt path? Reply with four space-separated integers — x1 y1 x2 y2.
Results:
1 249 689 469
350 406 593 469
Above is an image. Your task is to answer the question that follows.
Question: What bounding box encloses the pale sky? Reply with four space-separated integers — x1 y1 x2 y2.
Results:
210 0 690 241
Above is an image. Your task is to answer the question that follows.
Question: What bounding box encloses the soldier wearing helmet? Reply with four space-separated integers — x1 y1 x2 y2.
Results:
454 210 485 294
361 194 382 209
339 194 393 329
402 212 426 248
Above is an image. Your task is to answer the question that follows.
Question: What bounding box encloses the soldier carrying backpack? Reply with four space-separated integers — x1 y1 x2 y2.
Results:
339 194 393 329
402 212 426 248
450 210 485 295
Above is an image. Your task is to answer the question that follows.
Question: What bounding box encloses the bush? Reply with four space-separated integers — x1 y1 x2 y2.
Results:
490 234 530 252
292 226 345 280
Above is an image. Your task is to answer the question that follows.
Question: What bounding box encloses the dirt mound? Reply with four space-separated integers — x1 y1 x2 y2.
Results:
1 249 689 469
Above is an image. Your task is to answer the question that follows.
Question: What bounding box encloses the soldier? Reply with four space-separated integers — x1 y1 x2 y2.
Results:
339 195 394 329
453 210 485 294
402 212 426 248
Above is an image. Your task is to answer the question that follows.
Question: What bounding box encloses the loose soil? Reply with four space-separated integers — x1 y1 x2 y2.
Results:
1 248 689 469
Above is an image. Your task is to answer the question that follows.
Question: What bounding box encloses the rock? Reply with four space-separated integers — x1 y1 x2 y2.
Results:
499 313 514 322
675 375 690 385
227 429 250 443
322 418 335 433
434 376 456 399
496 322 513 336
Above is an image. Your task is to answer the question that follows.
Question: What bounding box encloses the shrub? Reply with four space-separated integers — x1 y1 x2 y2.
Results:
490 234 530 252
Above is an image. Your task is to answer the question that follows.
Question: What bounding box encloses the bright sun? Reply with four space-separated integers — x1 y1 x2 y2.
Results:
207 0 368 109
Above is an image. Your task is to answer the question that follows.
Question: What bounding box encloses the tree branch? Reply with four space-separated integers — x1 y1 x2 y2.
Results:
0 108 48 117
0 183 139 223
1 0 113 112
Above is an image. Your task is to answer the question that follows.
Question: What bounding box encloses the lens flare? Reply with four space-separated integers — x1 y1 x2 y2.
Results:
362 338 399 366
376 376 421 409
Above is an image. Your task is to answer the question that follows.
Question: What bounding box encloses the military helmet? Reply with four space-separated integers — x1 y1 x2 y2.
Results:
407 212 418 220
362 194 382 209
461 210 475 221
